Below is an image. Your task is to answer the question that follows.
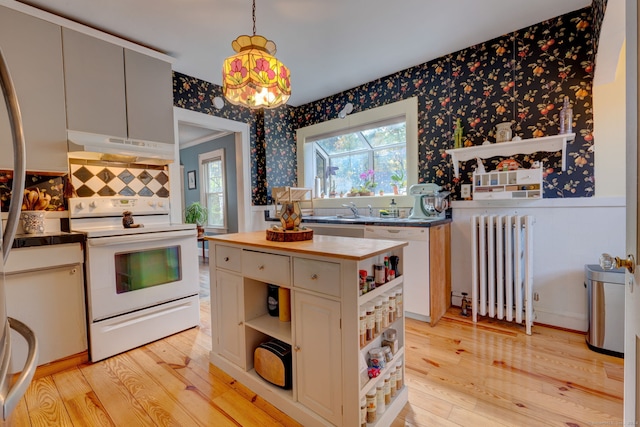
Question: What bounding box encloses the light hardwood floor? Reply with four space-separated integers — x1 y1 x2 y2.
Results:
1 257 623 426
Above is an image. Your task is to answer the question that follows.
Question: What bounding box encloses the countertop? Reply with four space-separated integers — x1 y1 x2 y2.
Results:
206 231 408 261
11 232 86 248
267 215 452 227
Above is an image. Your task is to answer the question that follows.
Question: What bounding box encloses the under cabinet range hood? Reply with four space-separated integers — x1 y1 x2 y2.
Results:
67 130 175 165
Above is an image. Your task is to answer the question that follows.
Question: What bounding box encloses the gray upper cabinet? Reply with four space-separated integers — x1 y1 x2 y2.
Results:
63 29 174 144
124 49 174 144
0 6 68 172
62 28 128 138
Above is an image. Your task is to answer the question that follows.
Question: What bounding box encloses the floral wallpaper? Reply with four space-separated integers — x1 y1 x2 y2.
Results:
174 3 606 204
0 171 67 212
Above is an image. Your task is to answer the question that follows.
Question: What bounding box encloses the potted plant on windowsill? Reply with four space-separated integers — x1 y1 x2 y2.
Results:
185 201 208 237
391 169 406 195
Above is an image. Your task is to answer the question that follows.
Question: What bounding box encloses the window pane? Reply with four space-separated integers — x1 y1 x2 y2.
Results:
203 157 225 228
316 133 368 155
330 153 368 194
361 122 406 148
315 152 326 194
314 120 407 195
207 192 224 227
374 147 406 194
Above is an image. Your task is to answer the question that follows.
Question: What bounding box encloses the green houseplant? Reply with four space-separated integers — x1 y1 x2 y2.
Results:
185 201 208 237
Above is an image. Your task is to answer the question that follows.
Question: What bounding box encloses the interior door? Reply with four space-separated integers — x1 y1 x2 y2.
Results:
625 0 639 421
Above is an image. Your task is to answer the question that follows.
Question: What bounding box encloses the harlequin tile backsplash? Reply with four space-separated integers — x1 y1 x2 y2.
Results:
69 161 170 198
174 4 605 203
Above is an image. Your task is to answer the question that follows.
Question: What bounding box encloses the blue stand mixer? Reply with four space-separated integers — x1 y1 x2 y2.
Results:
408 183 450 220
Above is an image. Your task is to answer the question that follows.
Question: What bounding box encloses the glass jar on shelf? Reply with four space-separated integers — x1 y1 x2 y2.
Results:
376 383 385 414
390 367 398 398
384 374 391 405
366 390 377 423
381 296 390 329
395 362 404 390
395 289 403 318
387 291 397 323
373 299 383 337
365 304 375 342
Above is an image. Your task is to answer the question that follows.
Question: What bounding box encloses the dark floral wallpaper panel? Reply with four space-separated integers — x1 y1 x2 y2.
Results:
174 3 605 204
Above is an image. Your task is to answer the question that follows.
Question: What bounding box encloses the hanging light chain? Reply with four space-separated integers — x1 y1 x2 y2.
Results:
252 0 256 36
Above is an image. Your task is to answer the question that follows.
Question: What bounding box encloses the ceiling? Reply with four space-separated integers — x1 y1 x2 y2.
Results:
17 0 591 109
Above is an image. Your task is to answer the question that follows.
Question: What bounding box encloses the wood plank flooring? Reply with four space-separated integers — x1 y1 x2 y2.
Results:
1 257 623 426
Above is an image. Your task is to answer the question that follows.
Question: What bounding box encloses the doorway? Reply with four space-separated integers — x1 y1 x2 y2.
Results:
171 107 251 232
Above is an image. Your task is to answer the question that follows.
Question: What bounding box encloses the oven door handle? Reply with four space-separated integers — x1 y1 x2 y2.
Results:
87 229 197 247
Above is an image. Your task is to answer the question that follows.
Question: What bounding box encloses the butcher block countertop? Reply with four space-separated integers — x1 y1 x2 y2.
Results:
206 231 407 261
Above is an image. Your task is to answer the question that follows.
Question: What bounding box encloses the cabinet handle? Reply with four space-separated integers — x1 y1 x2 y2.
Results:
310 273 318 280
294 345 301 352
238 321 243 326
224 257 229 262
258 265 265 270
70 268 77 274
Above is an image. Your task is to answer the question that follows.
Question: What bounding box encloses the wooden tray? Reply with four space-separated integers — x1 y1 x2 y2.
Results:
266 228 313 242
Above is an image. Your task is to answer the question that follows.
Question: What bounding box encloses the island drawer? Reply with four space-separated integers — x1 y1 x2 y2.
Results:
215 245 242 272
293 258 341 297
242 250 290 286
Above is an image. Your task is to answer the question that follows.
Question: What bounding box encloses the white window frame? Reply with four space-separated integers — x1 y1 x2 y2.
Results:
296 97 418 196
199 148 227 233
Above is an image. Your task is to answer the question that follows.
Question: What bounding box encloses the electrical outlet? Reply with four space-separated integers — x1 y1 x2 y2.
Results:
533 292 539 301
461 184 471 199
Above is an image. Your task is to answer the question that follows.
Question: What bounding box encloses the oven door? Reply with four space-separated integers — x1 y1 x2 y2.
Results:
85 229 198 322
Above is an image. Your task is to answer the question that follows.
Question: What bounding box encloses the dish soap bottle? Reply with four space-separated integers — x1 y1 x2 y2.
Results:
389 198 398 218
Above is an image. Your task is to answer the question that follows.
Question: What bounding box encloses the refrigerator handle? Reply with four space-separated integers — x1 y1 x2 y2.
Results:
3 317 38 419
0 47 27 263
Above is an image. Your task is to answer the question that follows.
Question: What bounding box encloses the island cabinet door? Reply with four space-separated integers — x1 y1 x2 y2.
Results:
294 292 342 426
216 270 245 369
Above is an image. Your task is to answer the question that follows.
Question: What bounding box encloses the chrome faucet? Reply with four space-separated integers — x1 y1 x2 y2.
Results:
341 202 359 217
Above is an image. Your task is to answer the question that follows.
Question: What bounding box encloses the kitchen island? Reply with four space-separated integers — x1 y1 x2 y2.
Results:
206 231 408 426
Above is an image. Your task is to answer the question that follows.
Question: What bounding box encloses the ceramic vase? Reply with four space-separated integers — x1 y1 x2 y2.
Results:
21 211 45 234
495 122 512 143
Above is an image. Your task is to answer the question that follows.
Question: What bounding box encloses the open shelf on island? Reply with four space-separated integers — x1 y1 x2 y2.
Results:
244 314 292 344
445 133 575 178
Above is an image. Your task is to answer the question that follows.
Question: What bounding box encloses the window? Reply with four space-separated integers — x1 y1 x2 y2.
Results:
199 149 227 231
297 98 418 199
313 119 406 195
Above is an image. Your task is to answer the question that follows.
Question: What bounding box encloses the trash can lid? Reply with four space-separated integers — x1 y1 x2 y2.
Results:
585 264 626 284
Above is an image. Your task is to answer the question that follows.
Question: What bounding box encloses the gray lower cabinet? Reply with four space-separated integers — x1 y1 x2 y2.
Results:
0 6 68 172
62 28 174 144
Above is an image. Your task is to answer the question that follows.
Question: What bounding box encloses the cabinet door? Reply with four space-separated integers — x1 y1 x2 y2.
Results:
124 49 174 144
216 270 245 369
6 263 86 372
0 6 68 172
62 28 127 138
294 292 342 425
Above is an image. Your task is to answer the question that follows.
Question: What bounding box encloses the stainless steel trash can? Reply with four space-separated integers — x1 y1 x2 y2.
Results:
585 264 625 358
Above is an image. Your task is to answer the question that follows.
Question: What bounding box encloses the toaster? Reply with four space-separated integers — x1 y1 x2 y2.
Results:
254 339 292 389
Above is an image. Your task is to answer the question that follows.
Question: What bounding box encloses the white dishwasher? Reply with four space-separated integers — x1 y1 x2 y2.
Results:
364 225 430 321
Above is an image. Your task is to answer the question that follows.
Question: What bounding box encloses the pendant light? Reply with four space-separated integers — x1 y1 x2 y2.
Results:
222 0 291 109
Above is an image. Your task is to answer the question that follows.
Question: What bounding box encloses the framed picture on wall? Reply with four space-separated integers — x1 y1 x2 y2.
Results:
187 170 196 190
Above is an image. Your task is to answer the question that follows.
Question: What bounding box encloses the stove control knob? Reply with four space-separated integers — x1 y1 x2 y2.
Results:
158 201 165 208
76 202 85 210
89 201 97 208
147 200 156 207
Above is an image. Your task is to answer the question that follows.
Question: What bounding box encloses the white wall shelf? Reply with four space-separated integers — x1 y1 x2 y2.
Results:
445 133 575 178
